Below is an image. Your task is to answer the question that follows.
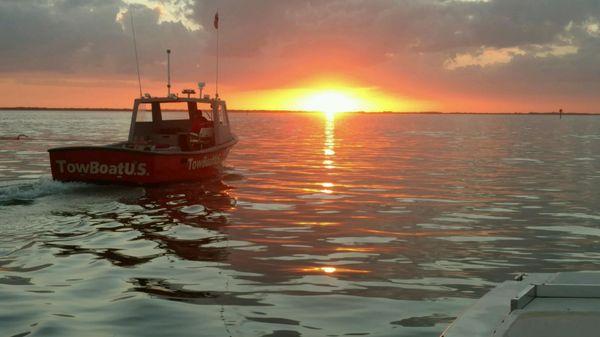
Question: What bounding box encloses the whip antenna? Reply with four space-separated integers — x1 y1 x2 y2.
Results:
130 6 143 98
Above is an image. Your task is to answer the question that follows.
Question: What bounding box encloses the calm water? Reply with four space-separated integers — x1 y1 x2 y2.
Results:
1 110 600 337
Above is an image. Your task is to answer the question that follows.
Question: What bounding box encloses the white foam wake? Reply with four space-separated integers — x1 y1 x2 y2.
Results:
0 177 143 206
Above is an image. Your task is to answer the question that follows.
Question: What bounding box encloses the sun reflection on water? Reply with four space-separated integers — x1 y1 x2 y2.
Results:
298 266 371 274
323 112 336 168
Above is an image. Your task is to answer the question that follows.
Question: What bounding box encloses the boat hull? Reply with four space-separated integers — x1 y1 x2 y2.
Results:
48 140 236 185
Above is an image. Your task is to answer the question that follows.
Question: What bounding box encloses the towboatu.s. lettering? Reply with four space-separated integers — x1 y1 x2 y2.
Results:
54 160 148 176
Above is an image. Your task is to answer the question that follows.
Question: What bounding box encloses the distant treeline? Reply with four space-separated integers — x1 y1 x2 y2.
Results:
0 107 598 115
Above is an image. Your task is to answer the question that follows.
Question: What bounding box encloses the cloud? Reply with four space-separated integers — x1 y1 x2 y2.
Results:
0 0 202 79
120 0 201 31
444 47 526 70
444 43 579 70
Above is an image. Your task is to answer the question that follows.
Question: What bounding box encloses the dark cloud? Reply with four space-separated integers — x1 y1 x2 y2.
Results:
0 0 202 79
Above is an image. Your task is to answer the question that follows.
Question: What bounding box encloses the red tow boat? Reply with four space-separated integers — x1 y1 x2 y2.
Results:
48 95 237 185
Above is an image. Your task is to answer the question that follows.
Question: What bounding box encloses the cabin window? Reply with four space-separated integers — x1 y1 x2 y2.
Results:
216 105 228 126
136 103 152 122
161 102 192 121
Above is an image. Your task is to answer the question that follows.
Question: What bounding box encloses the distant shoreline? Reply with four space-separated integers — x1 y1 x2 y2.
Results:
0 107 598 115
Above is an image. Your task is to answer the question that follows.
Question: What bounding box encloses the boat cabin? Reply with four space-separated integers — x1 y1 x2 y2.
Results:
127 96 233 152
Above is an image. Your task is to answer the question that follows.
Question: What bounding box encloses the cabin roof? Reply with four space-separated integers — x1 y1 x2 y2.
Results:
134 96 222 105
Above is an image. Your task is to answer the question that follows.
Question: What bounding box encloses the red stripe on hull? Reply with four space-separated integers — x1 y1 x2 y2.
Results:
48 145 233 185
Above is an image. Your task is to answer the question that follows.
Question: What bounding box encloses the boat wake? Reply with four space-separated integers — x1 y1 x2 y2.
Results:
0 177 143 206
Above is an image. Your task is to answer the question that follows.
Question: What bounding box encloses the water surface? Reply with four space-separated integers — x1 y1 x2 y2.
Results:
1 110 600 336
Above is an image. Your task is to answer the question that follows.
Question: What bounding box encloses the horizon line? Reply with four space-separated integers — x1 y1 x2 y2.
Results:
0 106 598 115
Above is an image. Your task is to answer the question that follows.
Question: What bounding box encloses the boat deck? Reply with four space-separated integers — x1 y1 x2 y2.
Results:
441 271 600 337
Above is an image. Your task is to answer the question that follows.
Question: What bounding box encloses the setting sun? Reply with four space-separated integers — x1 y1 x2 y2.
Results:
298 90 362 114
230 77 433 112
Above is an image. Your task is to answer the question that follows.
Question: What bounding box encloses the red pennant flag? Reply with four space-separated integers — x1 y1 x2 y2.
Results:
214 12 219 29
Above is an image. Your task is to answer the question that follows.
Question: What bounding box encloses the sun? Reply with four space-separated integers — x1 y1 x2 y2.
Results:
231 77 436 112
298 90 362 115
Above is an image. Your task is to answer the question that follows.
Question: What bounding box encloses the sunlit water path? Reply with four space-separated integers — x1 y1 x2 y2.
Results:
1 110 600 336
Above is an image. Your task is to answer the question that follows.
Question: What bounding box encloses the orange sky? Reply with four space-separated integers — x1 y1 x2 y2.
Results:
1 1 599 113
0 73 434 112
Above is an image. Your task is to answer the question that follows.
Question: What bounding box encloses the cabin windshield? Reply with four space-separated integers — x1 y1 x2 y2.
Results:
137 102 214 123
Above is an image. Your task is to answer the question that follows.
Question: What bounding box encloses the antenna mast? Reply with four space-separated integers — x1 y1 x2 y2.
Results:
214 11 219 98
167 49 171 96
130 6 143 97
